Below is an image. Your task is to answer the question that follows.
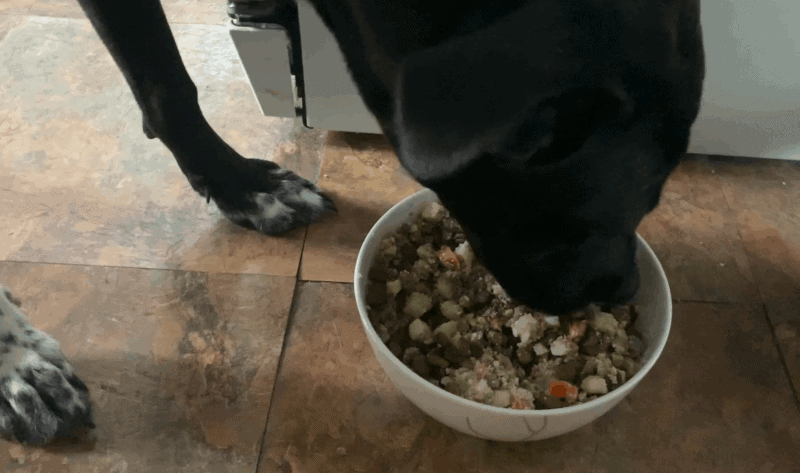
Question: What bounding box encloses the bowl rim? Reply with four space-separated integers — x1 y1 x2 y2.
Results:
354 188 672 417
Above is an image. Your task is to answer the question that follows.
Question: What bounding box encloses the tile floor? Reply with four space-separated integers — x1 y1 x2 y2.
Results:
0 2 798 472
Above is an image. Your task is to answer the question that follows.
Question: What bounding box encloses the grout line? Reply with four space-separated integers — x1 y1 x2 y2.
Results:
3 11 231 28
298 279 353 286
671 298 753 305
312 130 331 184
760 303 800 413
295 226 310 280
0 258 165 272
0 258 298 279
294 131 332 280
254 277 305 472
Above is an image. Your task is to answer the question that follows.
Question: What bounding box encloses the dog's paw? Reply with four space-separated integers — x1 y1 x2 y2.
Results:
0 287 94 445
201 158 336 235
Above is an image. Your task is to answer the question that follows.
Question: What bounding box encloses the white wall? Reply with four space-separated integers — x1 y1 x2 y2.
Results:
688 0 800 160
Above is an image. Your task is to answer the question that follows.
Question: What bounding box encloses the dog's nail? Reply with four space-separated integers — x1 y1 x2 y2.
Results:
323 196 337 214
2 288 22 307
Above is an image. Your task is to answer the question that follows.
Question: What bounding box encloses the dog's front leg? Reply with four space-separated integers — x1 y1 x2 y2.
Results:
75 0 335 234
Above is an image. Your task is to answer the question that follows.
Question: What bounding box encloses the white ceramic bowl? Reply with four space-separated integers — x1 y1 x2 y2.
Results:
354 188 672 442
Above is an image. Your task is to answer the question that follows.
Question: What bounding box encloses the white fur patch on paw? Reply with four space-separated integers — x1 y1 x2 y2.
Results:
214 166 335 235
281 182 325 209
225 192 296 234
253 192 295 222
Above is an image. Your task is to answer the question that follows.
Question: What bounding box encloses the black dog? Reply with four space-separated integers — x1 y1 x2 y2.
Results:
0 0 705 444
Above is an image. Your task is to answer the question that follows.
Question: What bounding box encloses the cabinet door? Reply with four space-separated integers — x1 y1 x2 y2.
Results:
229 25 296 119
297 0 382 134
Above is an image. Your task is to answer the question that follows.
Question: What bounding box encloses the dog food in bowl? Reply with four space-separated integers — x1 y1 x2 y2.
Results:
364 202 646 410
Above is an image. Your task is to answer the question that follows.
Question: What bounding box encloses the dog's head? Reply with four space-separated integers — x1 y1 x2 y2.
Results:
392 0 704 314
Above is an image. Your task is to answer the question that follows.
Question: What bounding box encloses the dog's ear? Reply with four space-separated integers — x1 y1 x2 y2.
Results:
393 2 634 182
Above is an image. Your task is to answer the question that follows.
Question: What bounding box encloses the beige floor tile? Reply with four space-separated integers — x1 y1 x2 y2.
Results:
638 155 759 302
26 0 84 19
0 260 295 472
260 283 800 472
161 0 231 26
711 156 800 302
709 156 800 400
0 12 25 40
259 281 429 473
0 17 326 276
0 0 34 15
299 132 423 283
18 0 229 25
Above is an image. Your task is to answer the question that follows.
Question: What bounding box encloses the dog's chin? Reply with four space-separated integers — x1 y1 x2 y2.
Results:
510 287 635 315
517 297 586 316
496 266 640 315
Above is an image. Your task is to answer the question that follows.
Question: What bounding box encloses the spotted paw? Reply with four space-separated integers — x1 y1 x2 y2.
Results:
201 158 336 235
0 287 94 445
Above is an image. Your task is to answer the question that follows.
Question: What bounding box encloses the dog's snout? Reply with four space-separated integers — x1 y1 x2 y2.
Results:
603 248 640 305
610 269 640 304
629 282 641 303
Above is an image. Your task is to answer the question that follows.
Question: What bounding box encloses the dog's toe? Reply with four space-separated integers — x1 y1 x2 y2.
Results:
0 288 93 445
0 371 61 444
211 164 336 235
272 170 337 223
0 345 93 445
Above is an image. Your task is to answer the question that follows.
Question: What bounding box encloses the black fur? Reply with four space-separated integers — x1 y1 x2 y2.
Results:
70 0 704 313
308 0 705 313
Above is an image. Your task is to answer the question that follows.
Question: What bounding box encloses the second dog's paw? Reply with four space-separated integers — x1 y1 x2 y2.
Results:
0 288 94 445
209 159 336 235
